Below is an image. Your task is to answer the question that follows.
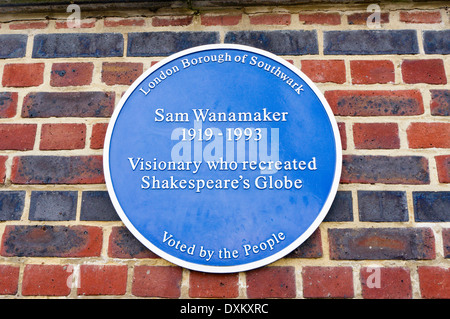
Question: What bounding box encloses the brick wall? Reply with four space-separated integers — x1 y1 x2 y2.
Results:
0 2 449 299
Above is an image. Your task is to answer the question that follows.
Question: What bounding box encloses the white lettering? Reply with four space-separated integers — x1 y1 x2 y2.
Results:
243 232 285 256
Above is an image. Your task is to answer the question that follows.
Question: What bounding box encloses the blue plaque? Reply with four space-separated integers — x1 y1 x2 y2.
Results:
104 44 342 273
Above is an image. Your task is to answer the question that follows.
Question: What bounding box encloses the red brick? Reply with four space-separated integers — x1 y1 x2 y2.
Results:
9 21 48 30
55 18 96 29
102 62 143 85
2 63 44 87
79 265 128 296
152 16 193 27
402 59 447 84
201 14 242 26
0 265 19 295
338 122 347 150
0 156 6 184
11 155 104 184
299 13 341 25
189 271 239 298
436 155 450 183
325 90 424 116
22 264 71 296
302 266 354 298
418 266 450 298
360 267 412 299
353 123 400 149
400 11 442 24
104 17 145 27
350 60 395 84
108 226 158 258
443 229 450 258
132 266 182 298
347 12 389 25
246 266 296 298
50 62 93 87
0 92 18 118
407 123 450 148
90 123 109 149
301 60 345 84
1 225 102 257
0 124 37 150
40 123 86 150
249 14 291 25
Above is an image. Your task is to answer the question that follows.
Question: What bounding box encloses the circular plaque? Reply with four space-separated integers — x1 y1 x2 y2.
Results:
104 44 342 273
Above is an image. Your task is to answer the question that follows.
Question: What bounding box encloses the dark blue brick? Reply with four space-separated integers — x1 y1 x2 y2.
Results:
423 30 450 54
342 155 430 185
225 30 318 55
324 191 353 222
413 191 450 222
32 33 123 58
358 191 408 222
329 227 435 260
29 191 77 221
80 191 119 221
127 32 219 57
0 191 25 221
324 30 418 55
0 34 27 59
22 92 114 118
430 90 450 116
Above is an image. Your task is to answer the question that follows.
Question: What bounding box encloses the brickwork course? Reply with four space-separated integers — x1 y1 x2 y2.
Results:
0 0 448 299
